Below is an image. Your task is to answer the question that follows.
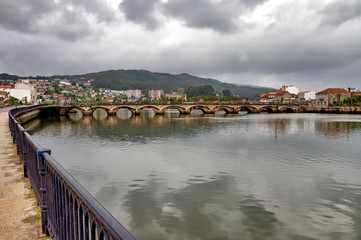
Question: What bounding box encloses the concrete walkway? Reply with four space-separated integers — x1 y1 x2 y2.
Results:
0 108 47 239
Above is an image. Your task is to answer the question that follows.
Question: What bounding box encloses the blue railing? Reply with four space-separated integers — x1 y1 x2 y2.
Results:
9 106 135 240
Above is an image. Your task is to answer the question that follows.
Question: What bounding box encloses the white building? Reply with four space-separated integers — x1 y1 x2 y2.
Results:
7 89 32 103
15 80 37 103
298 91 316 102
281 85 299 95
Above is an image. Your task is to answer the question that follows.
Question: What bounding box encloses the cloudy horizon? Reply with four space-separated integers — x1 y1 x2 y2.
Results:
1 0 360 91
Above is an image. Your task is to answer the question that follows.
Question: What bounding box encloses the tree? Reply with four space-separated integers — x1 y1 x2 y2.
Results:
184 85 215 97
222 89 232 97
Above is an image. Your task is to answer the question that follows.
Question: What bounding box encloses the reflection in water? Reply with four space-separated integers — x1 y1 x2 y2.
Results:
315 120 361 139
190 109 204 115
164 109 181 118
215 109 226 115
116 109 132 120
141 109 156 119
93 108 108 120
29 113 361 240
68 109 83 121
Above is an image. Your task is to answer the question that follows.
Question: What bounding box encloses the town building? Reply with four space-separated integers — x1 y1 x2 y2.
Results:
298 91 316 103
126 89 142 100
0 91 8 100
148 89 164 100
6 89 32 103
165 92 187 101
274 91 296 104
280 85 299 95
316 88 350 106
15 80 37 103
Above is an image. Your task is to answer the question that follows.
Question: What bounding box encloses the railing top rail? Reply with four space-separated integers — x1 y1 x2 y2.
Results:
24 132 43 150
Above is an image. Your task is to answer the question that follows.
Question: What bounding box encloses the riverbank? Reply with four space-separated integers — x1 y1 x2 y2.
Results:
305 105 361 114
0 108 47 239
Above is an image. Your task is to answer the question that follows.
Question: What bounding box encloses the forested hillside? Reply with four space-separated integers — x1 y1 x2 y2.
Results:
63 69 274 99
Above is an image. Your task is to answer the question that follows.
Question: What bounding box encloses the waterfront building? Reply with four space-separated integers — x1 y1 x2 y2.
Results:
148 89 164 100
274 91 296 104
298 91 316 103
316 88 350 106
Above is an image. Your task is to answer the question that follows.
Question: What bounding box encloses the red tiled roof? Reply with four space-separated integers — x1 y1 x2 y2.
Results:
316 88 349 95
260 93 268 98
275 91 289 96
0 85 13 89
0 91 7 95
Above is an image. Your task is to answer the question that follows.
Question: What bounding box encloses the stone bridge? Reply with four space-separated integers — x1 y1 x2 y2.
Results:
59 104 303 116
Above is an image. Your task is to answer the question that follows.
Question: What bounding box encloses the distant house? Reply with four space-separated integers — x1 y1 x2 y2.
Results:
0 91 8 100
148 89 164 100
280 85 299 95
260 85 299 104
274 91 295 103
0 85 13 91
316 88 350 106
165 92 187 101
126 89 142 100
298 91 316 103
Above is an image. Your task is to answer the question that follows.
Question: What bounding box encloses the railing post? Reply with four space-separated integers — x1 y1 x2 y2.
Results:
37 148 51 235
21 130 29 176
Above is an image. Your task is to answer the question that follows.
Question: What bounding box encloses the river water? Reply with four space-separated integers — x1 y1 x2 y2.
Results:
27 112 361 240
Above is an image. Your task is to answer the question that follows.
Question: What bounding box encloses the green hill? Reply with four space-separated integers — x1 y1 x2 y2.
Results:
62 69 274 99
1 69 275 98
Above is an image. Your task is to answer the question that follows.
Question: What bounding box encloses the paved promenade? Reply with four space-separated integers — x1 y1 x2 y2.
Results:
0 108 47 239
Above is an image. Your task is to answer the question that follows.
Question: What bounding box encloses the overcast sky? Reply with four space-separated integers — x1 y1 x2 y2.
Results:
0 0 360 91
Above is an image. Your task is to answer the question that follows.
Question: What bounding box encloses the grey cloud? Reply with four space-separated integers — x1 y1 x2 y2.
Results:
0 0 53 33
47 10 93 41
0 0 115 40
162 0 268 33
66 0 116 22
235 0 269 8
321 0 361 26
119 0 160 30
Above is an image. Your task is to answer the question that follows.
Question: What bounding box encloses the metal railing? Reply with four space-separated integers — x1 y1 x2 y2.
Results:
9 106 135 240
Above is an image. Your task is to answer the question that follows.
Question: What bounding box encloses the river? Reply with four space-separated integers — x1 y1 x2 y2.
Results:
27 112 361 240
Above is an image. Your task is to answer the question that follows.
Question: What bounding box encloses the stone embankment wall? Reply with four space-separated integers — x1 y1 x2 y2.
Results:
304 106 361 114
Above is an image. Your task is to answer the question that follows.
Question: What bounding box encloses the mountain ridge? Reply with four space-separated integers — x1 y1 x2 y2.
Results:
1 69 275 99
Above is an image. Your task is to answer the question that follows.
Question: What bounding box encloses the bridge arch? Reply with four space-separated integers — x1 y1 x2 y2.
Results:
163 105 187 114
114 106 137 115
187 105 211 114
213 106 234 114
138 105 161 114
279 106 296 113
258 106 278 113
235 106 257 113
67 107 85 115
90 106 110 115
